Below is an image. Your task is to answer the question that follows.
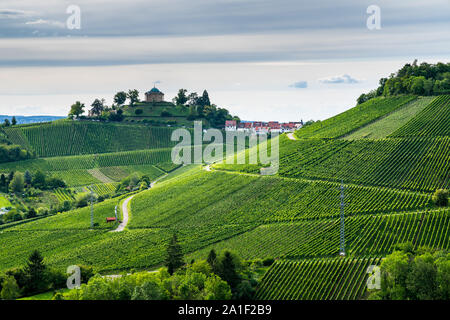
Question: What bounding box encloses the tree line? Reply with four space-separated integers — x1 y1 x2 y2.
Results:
369 243 449 300
173 89 240 127
68 88 239 128
357 60 450 104
0 144 34 164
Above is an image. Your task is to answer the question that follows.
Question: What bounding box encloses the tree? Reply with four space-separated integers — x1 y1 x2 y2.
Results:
235 280 256 300
187 92 199 106
406 252 439 300
373 246 449 300
32 170 46 189
69 101 85 119
204 275 232 300
0 174 7 192
132 280 165 300
8 171 14 183
114 91 127 106
432 189 448 207
3 119 10 127
25 208 37 219
127 89 140 107
165 233 184 275
23 250 48 294
173 89 188 105
24 170 32 187
200 90 211 107
45 177 66 189
207 249 218 273
90 99 105 117
9 172 24 193
379 250 410 299
11 116 17 126
1 275 21 300
217 251 241 291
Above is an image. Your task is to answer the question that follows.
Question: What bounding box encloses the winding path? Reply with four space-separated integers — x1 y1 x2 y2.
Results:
112 195 135 232
111 166 186 232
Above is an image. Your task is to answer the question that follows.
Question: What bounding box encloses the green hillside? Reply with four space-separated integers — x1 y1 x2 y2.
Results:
389 95 450 137
345 96 434 139
0 89 449 300
294 95 416 139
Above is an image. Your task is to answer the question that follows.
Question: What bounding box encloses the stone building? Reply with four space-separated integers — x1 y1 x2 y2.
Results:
145 87 164 102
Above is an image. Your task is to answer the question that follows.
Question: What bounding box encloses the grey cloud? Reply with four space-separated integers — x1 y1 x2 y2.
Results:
0 0 449 38
0 9 35 19
0 24 449 66
319 74 360 84
289 81 308 88
25 19 65 28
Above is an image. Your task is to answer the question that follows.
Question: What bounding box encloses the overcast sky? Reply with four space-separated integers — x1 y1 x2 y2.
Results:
0 0 449 121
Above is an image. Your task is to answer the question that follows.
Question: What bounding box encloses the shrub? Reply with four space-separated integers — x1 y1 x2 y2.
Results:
432 189 448 207
262 258 275 266
160 109 172 117
135 109 143 115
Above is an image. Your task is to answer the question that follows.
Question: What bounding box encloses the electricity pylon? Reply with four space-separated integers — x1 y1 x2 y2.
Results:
90 186 94 229
339 180 346 256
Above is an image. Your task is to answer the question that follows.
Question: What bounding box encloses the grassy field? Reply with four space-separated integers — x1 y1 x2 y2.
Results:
0 195 11 208
19 289 69 300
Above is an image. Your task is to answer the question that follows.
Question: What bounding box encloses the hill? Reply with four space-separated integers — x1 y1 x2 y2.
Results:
0 87 449 300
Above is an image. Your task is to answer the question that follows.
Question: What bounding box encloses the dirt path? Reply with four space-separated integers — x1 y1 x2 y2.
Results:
112 195 135 232
287 132 297 140
111 166 187 232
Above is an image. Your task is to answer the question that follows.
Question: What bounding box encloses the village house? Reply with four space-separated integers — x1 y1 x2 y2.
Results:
225 119 303 133
225 120 237 131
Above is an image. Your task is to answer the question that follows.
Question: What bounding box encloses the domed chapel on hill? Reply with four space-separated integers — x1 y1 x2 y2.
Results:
145 86 164 102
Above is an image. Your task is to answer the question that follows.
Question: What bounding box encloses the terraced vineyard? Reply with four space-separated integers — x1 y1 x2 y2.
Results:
345 96 435 139
294 96 416 139
390 95 450 137
3 121 178 157
188 209 449 261
278 135 449 192
256 258 381 300
130 171 432 229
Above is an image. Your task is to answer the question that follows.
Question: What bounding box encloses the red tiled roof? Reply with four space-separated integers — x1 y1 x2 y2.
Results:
225 120 237 126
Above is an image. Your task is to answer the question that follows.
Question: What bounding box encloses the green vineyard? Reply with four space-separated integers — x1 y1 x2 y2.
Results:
390 95 450 137
0 87 449 301
294 96 416 139
3 121 178 157
187 209 449 262
130 170 432 229
256 258 380 300
278 136 449 192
